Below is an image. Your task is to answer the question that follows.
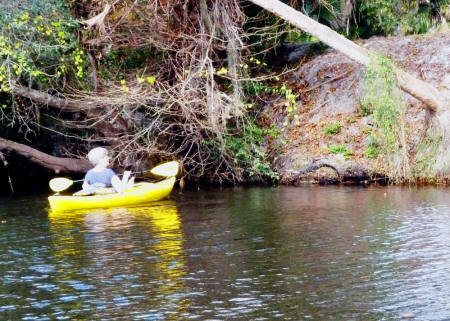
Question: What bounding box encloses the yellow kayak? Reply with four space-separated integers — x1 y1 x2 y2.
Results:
48 177 176 212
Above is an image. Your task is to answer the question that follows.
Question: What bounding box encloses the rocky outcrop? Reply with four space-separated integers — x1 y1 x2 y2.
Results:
271 31 450 184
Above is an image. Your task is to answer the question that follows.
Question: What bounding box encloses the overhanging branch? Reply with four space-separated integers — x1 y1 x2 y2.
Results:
0 137 91 174
12 85 84 112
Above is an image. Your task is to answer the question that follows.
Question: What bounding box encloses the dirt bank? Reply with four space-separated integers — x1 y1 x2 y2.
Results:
271 31 450 185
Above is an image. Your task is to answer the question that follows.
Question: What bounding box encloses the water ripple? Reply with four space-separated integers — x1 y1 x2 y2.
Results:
2 188 450 320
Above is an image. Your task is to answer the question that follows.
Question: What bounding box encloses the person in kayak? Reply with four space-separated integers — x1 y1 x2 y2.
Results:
75 147 134 195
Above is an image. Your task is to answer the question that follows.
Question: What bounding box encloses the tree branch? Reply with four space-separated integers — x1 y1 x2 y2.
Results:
12 85 83 112
0 137 91 174
80 3 112 35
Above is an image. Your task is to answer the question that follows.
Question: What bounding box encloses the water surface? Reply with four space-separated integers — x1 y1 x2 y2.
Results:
1 185 450 320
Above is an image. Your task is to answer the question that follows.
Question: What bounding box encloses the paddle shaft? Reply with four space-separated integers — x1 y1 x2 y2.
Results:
70 169 150 184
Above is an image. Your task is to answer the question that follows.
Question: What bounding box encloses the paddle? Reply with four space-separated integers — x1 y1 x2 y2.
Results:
49 161 179 193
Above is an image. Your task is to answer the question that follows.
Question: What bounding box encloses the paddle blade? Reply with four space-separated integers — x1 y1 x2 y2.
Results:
49 177 74 192
150 161 179 177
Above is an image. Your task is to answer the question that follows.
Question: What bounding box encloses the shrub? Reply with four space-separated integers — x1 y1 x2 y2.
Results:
323 122 341 135
224 119 279 182
329 145 353 159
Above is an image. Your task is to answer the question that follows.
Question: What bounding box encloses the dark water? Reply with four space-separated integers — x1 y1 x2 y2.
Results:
1 185 450 320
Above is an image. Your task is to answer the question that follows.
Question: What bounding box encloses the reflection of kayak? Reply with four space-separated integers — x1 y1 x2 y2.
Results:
48 177 176 212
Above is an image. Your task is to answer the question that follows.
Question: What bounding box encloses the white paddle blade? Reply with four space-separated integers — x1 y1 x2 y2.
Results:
150 161 179 177
49 178 74 192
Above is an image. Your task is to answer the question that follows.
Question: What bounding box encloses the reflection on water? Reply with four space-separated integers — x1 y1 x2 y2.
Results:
2 186 450 320
48 202 188 320
0 200 188 320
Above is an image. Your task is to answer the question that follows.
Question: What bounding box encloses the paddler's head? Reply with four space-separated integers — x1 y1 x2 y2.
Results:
87 147 110 167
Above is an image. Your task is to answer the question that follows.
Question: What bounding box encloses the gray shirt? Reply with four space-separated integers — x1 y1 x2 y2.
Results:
85 168 116 187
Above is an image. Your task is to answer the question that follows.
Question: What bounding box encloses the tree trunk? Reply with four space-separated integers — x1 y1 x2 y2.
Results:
0 137 91 174
248 0 447 113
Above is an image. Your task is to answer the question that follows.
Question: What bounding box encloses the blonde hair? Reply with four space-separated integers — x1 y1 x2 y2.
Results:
87 147 108 165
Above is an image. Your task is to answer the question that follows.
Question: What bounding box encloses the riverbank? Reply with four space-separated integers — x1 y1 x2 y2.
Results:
0 28 448 193
270 30 450 185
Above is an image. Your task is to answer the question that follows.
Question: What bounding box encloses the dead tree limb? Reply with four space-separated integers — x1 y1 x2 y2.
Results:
12 85 129 139
80 3 112 35
12 85 83 112
0 137 91 174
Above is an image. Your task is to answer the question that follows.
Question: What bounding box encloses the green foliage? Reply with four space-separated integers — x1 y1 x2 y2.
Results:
358 0 399 35
365 146 378 158
365 133 379 158
100 47 162 74
0 0 87 92
283 27 328 53
328 144 353 159
224 119 279 182
242 81 266 96
328 144 347 154
362 55 412 181
283 27 312 44
405 9 435 34
357 0 449 36
322 122 341 135
242 81 282 96
242 81 298 114
362 56 401 151
345 115 356 123
359 100 373 116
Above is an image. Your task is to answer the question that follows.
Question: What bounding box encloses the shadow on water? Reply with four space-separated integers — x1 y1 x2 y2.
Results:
1 185 450 320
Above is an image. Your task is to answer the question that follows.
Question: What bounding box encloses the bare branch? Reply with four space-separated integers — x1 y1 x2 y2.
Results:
80 3 112 35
